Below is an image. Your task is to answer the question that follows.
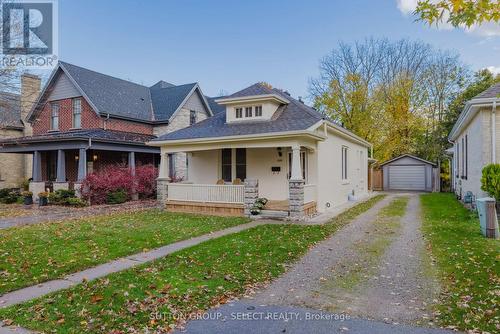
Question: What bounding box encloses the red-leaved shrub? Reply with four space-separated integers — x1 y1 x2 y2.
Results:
81 164 158 204
135 164 158 199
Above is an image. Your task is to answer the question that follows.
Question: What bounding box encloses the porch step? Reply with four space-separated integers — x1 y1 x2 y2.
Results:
258 210 289 219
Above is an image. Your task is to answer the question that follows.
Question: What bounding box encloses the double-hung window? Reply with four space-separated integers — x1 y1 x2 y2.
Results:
221 149 232 182
50 103 59 130
255 105 262 117
235 108 243 119
72 98 82 128
342 146 348 180
221 148 247 182
245 106 252 117
464 135 468 180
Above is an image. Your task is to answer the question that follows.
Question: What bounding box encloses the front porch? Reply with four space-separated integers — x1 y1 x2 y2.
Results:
0 130 160 201
154 138 321 218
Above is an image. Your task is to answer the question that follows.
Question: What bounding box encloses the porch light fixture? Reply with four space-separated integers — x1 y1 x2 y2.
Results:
75 155 79 161
93 154 98 161
277 147 282 157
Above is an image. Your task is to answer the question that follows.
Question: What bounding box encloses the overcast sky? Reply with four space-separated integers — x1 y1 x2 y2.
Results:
53 0 500 99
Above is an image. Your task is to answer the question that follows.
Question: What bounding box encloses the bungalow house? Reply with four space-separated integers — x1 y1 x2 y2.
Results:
0 62 216 200
449 82 500 200
149 83 371 218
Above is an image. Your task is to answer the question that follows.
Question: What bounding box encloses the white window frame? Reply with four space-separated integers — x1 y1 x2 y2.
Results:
255 105 262 117
245 106 252 118
235 107 243 119
342 146 348 181
50 103 59 130
72 98 82 128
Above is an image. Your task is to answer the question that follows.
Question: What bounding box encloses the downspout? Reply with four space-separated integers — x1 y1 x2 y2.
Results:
492 101 497 164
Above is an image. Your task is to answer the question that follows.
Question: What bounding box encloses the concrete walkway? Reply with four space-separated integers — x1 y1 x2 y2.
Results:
0 200 160 230
0 220 281 309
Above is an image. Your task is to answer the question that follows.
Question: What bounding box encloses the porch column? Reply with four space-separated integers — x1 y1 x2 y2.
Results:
32 151 42 182
157 152 171 204
289 145 304 219
290 145 303 180
128 151 136 176
159 152 170 180
56 149 66 182
77 148 87 181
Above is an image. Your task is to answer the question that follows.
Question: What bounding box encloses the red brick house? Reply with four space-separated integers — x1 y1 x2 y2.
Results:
0 62 216 200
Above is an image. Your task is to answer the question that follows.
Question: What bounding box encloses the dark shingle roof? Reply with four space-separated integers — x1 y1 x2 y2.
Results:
206 96 226 114
150 83 196 121
60 62 153 122
0 92 23 129
56 62 204 123
0 128 155 145
226 83 275 98
153 84 323 141
473 82 500 99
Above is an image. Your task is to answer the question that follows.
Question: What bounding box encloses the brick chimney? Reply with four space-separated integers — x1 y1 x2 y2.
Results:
20 73 41 136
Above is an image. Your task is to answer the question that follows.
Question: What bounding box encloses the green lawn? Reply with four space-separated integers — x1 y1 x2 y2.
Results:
0 196 385 333
0 210 249 294
420 193 500 333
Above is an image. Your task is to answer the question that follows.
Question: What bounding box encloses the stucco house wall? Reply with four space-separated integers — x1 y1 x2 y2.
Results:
453 108 492 199
316 129 368 212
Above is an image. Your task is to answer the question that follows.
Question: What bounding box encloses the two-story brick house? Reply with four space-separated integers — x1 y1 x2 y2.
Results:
0 62 216 200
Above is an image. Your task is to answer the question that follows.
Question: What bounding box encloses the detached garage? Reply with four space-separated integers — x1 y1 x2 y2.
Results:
380 155 437 192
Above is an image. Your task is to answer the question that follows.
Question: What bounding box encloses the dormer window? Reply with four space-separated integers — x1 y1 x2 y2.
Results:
245 107 252 117
236 108 243 119
255 105 262 117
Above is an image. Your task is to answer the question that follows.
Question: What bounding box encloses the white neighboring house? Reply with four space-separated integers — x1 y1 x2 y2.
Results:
148 83 371 218
449 82 500 200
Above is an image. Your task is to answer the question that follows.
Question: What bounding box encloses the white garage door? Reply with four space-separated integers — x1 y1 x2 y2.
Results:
388 165 426 190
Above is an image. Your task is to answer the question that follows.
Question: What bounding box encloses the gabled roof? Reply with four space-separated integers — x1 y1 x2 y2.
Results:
152 83 324 142
28 61 212 124
473 82 500 99
449 81 500 140
150 82 197 121
0 92 23 129
380 154 436 167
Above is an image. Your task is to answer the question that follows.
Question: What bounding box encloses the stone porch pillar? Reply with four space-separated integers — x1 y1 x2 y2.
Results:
74 148 87 198
30 151 45 202
54 149 69 192
289 145 304 219
244 179 259 216
157 152 171 204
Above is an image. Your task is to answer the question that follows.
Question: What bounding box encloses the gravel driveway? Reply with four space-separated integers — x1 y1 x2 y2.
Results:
178 194 449 334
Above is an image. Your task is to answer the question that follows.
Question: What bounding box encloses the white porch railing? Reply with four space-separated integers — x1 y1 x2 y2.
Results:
167 183 245 204
304 184 317 203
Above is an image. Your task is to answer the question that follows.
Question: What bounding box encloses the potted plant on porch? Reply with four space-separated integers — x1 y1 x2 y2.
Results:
21 191 33 205
38 192 49 207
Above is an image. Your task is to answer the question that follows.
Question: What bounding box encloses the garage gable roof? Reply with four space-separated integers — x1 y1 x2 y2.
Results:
380 154 436 167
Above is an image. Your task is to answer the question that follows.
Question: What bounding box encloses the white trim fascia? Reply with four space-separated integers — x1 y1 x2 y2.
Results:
58 63 102 117
215 94 290 105
380 154 436 167
26 65 60 122
449 98 500 141
168 84 214 122
147 129 326 147
307 120 371 148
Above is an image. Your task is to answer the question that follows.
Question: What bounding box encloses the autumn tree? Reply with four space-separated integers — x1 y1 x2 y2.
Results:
415 0 500 28
310 38 468 161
